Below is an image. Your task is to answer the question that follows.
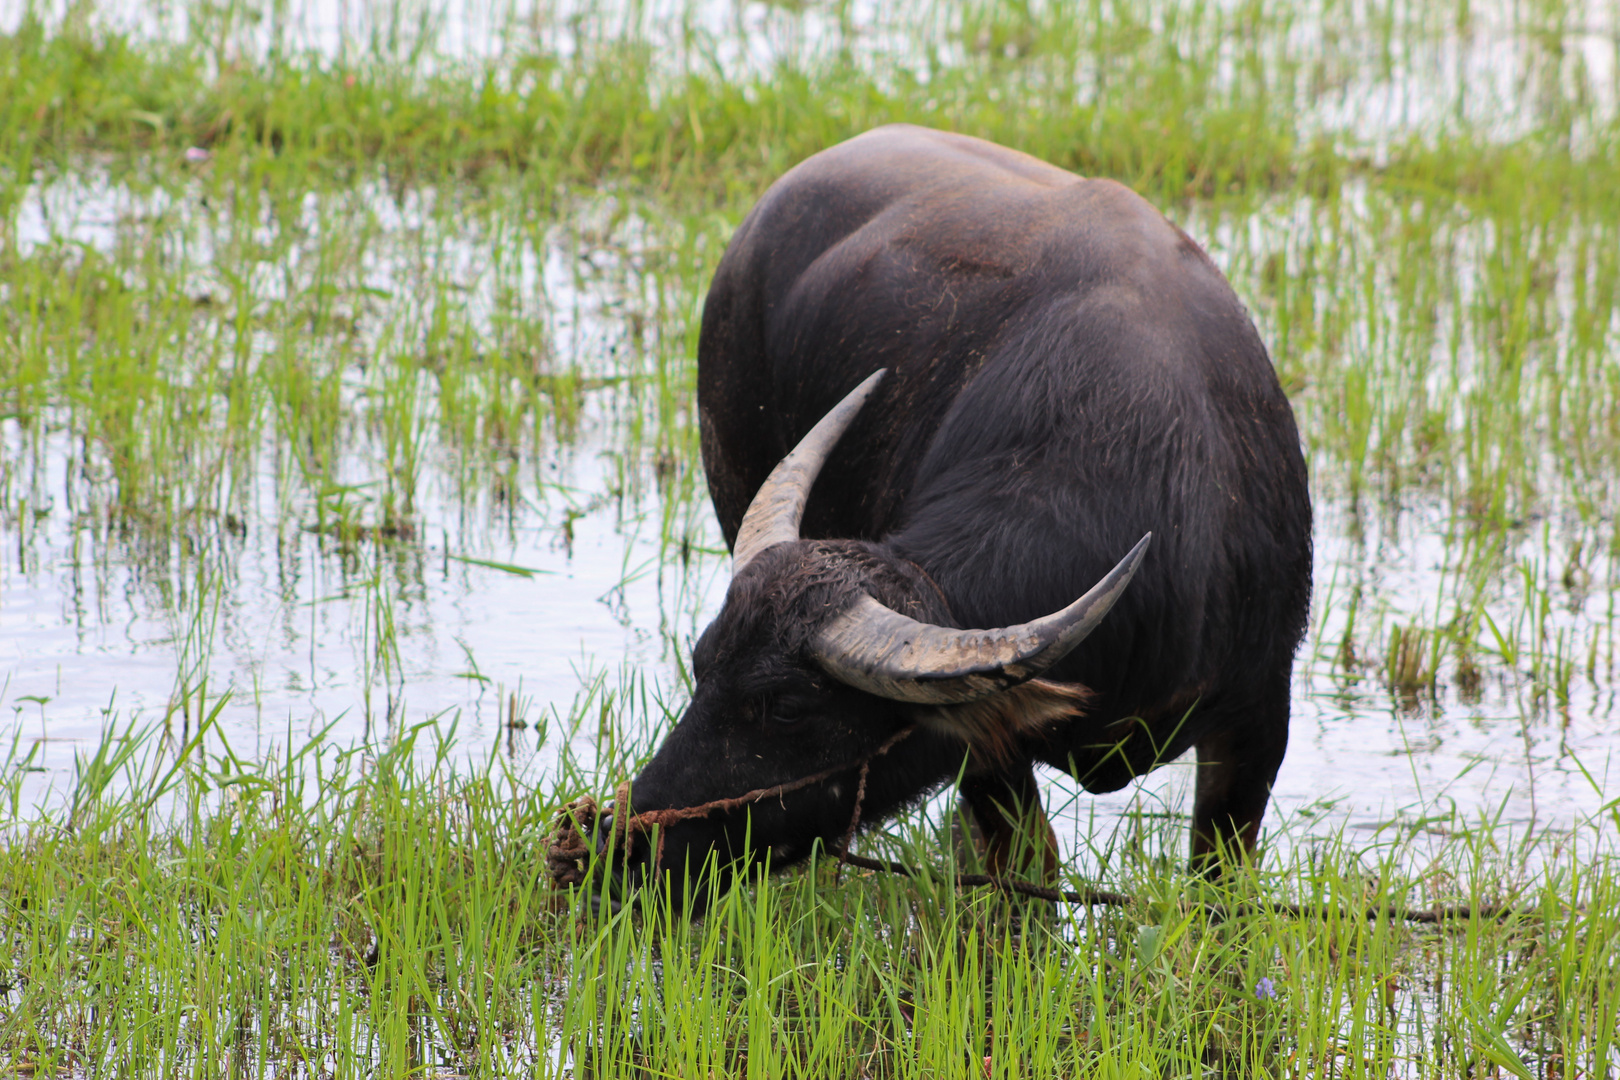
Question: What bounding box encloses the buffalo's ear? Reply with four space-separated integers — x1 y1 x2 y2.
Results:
915 678 1092 761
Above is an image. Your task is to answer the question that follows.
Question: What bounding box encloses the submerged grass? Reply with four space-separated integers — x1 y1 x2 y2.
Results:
2 724 1618 1077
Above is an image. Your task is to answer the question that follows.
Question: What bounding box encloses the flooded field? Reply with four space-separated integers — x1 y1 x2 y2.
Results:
2 0 1620 1075
5 169 1618 856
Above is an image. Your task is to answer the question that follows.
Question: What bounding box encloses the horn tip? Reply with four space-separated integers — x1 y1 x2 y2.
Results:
854 367 887 396
1128 532 1151 564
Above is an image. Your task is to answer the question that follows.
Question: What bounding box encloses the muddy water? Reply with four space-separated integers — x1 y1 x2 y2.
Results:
2 164 1616 870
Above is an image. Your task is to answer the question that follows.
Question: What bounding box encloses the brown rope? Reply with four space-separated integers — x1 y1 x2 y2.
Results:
830 851 1541 923
543 725 1546 924
832 759 871 885
544 725 917 887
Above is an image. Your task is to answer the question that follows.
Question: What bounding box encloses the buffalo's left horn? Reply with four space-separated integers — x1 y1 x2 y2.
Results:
731 369 887 574
811 533 1151 705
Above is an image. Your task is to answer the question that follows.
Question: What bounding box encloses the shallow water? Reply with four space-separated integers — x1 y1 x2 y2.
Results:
2 168 725 797
3 160 1617 873
3 0 1620 871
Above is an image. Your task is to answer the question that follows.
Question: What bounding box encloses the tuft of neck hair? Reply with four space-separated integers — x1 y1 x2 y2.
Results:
920 677 1092 766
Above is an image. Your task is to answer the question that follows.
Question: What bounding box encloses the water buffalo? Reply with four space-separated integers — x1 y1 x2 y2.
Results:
606 124 1311 907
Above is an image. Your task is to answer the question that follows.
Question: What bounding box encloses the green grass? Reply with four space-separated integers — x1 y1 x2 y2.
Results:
3 0 1615 204
2 722 1618 1077
3 0 1620 1073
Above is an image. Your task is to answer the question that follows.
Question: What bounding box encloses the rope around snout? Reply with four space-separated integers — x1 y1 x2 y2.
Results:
543 730 1548 926
544 725 918 889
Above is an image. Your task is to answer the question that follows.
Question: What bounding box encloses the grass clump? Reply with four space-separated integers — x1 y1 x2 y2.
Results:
2 725 1618 1076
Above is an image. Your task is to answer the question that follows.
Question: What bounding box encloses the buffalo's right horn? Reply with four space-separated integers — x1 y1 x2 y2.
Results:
731 369 887 574
811 534 1151 705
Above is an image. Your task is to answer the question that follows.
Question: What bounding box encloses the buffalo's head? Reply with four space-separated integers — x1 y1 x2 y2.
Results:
595 371 1148 912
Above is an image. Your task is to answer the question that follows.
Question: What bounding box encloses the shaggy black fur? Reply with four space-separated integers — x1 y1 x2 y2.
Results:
618 124 1312 911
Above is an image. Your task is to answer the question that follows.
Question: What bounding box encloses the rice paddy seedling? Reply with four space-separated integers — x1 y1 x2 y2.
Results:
3 723 1619 1076
2 0 1619 1072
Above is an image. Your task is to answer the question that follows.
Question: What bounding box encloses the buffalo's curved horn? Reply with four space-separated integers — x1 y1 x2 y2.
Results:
811 533 1152 704
732 369 887 574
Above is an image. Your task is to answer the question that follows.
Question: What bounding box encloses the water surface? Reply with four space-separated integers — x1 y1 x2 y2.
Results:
3 0 1618 869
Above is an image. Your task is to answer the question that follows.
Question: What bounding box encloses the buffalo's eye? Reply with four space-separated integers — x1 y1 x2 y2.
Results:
771 697 815 725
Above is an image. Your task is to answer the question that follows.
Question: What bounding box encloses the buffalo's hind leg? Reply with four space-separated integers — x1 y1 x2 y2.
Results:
958 763 1061 883
1190 689 1290 870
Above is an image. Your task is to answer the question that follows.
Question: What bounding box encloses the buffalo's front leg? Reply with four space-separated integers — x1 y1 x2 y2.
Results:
1190 698 1289 868
958 763 1060 883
